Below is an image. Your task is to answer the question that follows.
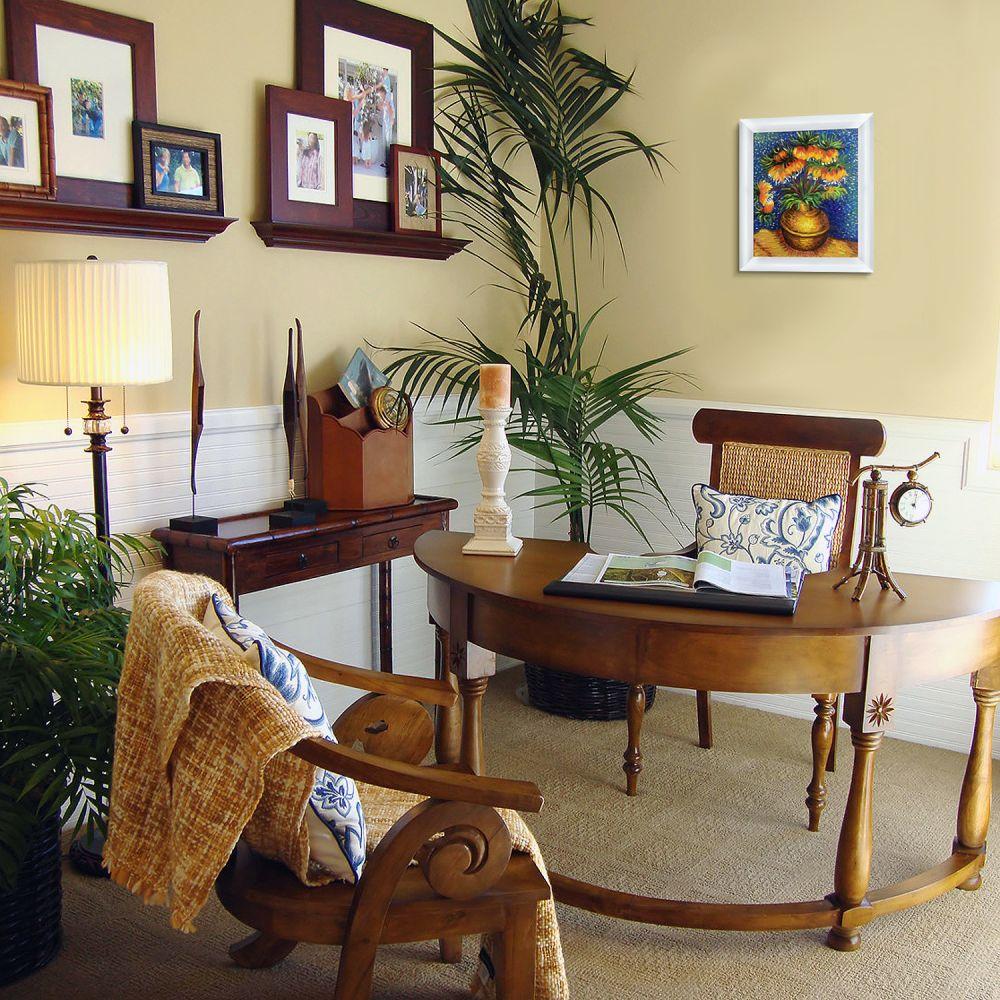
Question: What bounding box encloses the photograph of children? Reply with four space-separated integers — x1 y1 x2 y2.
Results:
295 130 325 192
151 145 204 196
338 61 397 179
403 163 428 219
0 115 25 168
70 78 104 138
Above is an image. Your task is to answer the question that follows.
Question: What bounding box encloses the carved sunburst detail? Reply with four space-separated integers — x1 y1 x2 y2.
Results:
867 693 894 728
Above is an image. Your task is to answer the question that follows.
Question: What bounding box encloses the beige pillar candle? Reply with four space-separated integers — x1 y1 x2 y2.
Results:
479 363 511 410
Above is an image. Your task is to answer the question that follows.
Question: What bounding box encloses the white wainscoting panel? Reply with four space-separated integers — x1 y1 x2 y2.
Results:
0 400 534 724
2 395 998 753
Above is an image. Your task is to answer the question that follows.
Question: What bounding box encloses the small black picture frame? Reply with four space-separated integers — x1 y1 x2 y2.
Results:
132 121 224 215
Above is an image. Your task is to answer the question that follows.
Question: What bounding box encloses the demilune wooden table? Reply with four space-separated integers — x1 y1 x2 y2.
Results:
414 530 1000 951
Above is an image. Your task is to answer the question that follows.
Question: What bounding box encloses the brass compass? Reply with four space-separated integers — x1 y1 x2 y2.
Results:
834 452 939 601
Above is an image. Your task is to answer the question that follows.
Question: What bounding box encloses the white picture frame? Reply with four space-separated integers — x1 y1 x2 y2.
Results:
322 26 412 203
286 112 337 206
739 113 873 273
35 24 135 184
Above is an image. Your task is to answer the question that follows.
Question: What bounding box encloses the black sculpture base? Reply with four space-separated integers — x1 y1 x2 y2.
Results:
168 514 219 536
269 509 317 529
283 497 328 515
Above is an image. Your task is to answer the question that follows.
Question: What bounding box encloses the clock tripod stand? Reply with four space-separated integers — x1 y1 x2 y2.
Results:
834 452 939 601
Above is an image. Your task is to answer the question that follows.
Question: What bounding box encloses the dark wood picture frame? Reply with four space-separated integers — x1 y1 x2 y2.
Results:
5 0 156 208
0 79 56 200
132 122 223 215
296 0 434 232
390 144 441 238
265 85 353 228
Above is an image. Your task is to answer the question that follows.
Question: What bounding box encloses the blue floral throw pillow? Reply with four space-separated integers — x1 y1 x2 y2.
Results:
692 483 843 574
203 594 366 883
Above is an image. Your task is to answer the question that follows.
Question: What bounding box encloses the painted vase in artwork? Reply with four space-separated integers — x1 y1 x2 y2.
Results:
753 130 858 259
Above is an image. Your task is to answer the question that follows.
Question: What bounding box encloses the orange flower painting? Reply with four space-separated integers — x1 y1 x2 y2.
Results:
740 114 873 272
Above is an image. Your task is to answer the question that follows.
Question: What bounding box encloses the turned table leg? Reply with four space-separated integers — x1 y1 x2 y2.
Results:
955 687 999 890
460 676 489 776
827 729 883 951
807 694 837 832
433 624 461 766
624 684 645 797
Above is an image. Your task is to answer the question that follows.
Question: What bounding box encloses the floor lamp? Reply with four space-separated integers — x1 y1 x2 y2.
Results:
15 258 172 874
15 258 173 547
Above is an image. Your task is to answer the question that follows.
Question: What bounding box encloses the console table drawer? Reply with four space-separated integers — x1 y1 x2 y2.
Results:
362 520 429 559
262 536 362 581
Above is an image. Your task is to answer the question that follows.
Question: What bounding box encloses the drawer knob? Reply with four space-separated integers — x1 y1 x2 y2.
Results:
298 553 309 569
388 535 400 550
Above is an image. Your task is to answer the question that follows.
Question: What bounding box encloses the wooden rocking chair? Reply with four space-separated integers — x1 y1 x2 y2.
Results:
627 408 885 831
215 641 549 999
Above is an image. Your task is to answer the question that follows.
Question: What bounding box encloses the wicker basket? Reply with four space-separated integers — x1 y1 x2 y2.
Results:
0 815 62 986
524 663 656 721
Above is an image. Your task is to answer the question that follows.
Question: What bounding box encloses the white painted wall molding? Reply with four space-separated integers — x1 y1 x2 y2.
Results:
0 394 995 756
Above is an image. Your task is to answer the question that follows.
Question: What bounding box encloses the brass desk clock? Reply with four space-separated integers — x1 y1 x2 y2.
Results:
834 452 940 601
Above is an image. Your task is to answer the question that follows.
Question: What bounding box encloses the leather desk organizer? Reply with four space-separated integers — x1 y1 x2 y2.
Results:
307 386 415 510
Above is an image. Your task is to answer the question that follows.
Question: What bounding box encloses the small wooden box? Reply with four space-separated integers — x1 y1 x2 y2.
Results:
307 387 415 510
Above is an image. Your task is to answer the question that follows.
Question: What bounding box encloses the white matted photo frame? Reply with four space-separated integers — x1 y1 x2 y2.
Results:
390 144 441 237
0 79 56 199
265 85 353 228
5 0 157 207
297 0 434 215
739 113 873 273
132 122 224 215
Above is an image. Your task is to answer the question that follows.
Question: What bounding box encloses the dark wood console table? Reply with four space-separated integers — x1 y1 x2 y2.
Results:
152 495 457 673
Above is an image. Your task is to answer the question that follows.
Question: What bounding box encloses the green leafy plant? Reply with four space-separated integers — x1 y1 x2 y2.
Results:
0 480 151 890
378 0 692 544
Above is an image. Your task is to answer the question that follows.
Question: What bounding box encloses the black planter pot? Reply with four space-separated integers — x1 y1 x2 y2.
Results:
0 815 62 986
524 663 656 721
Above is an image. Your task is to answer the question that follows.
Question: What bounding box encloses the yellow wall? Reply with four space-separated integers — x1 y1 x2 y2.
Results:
564 0 1000 421
0 0 522 424
2 0 998 425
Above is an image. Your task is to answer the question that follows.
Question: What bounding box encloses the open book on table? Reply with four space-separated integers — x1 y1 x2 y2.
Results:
543 551 803 615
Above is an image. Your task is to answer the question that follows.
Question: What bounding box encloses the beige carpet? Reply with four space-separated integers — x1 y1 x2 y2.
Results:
9 668 999 1000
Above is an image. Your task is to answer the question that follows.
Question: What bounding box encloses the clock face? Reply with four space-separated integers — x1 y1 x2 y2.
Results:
892 484 932 526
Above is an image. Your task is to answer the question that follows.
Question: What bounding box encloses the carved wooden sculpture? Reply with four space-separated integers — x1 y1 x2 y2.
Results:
190 310 206 499
282 328 297 500
295 319 308 481
168 311 217 534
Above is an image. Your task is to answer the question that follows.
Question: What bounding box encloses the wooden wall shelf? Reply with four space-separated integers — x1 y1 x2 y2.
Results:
0 199 237 242
252 220 469 260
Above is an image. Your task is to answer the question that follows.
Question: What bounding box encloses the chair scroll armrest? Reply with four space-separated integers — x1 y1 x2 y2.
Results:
276 642 458 709
290 737 543 814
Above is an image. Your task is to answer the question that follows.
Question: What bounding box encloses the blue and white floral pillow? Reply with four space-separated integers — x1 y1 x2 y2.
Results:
692 483 843 574
203 594 366 883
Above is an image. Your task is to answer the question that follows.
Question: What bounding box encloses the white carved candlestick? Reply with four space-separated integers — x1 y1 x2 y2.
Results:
463 405 523 557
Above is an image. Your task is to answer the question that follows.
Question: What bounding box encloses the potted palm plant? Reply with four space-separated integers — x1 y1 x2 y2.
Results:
380 0 691 719
0 480 148 985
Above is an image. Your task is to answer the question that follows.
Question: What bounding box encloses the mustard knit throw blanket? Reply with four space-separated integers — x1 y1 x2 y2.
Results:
104 571 567 999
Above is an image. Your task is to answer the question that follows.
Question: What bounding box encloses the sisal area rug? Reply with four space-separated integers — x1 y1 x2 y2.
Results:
8 668 999 999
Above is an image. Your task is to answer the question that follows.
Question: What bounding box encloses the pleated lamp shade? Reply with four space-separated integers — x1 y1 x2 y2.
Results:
15 260 172 387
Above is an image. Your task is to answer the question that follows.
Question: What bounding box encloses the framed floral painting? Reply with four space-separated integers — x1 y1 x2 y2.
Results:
739 113 873 273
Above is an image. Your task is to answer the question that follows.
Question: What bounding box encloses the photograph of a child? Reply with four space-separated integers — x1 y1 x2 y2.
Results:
338 60 397 179
0 115 25 169
152 145 204 196
295 130 324 191
403 163 428 218
71 78 104 139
